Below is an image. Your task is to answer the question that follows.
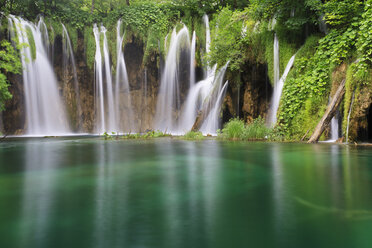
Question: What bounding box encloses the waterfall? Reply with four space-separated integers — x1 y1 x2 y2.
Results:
93 24 123 133
273 34 280 86
200 80 229 135
190 31 196 87
179 64 229 134
140 67 148 131
203 14 213 77
102 26 117 131
268 54 296 127
9 16 70 135
156 17 229 135
62 24 82 130
93 24 105 133
346 91 355 143
203 15 211 55
37 17 51 58
154 26 190 133
179 65 217 132
330 115 339 141
115 20 134 132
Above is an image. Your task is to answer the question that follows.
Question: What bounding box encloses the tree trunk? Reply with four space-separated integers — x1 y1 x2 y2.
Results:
44 0 47 14
126 0 130 6
307 79 346 143
91 0 95 13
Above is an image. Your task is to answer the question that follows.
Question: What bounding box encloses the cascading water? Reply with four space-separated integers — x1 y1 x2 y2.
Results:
203 15 213 77
330 115 339 141
102 26 117 131
159 15 229 135
154 26 190 133
9 16 70 135
268 54 296 126
62 24 82 130
190 31 196 87
346 91 355 143
93 24 106 133
37 17 51 58
4 15 229 136
140 67 148 131
273 34 280 87
199 74 229 135
200 82 228 134
115 19 134 132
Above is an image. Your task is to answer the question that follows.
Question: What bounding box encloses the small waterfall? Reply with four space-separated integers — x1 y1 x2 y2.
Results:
140 67 148 131
154 26 190 133
102 26 117 131
93 24 124 133
200 80 229 135
203 15 211 55
203 14 213 77
330 115 339 141
156 17 229 135
179 65 218 132
190 31 196 87
93 24 105 133
268 54 296 126
115 19 134 132
346 91 355 143
62 24 82 130
273 34 280 86
180 63 228 135
9 16 70 135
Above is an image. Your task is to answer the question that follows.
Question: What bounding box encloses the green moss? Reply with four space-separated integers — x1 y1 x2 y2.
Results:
84 26 96 70
264 30 274 84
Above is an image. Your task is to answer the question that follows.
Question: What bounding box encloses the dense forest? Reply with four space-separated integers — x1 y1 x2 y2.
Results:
0 0 371 141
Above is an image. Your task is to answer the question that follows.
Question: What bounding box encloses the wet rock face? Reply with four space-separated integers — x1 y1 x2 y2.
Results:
124 36 144 91
2 73 25 134
349 83 372 142
223 63 272 125
53 31 95 133
124 36 161 131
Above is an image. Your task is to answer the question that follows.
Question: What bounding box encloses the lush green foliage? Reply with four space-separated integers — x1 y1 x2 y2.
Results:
218 118 246 140
218 117 271 141
275 0 371 139
183 131 205 140
0 40 22 111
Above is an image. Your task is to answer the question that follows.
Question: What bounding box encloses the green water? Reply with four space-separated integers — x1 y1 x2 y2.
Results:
0 138 372 248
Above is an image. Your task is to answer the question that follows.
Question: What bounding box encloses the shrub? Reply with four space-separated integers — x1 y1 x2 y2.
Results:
183 131 205 140
219 118 246 140
243 117 270 140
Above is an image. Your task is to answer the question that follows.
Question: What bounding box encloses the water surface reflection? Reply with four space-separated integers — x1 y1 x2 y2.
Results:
0 139 371 248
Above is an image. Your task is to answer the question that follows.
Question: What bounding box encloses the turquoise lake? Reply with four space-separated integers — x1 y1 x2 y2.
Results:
0 138 371 248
